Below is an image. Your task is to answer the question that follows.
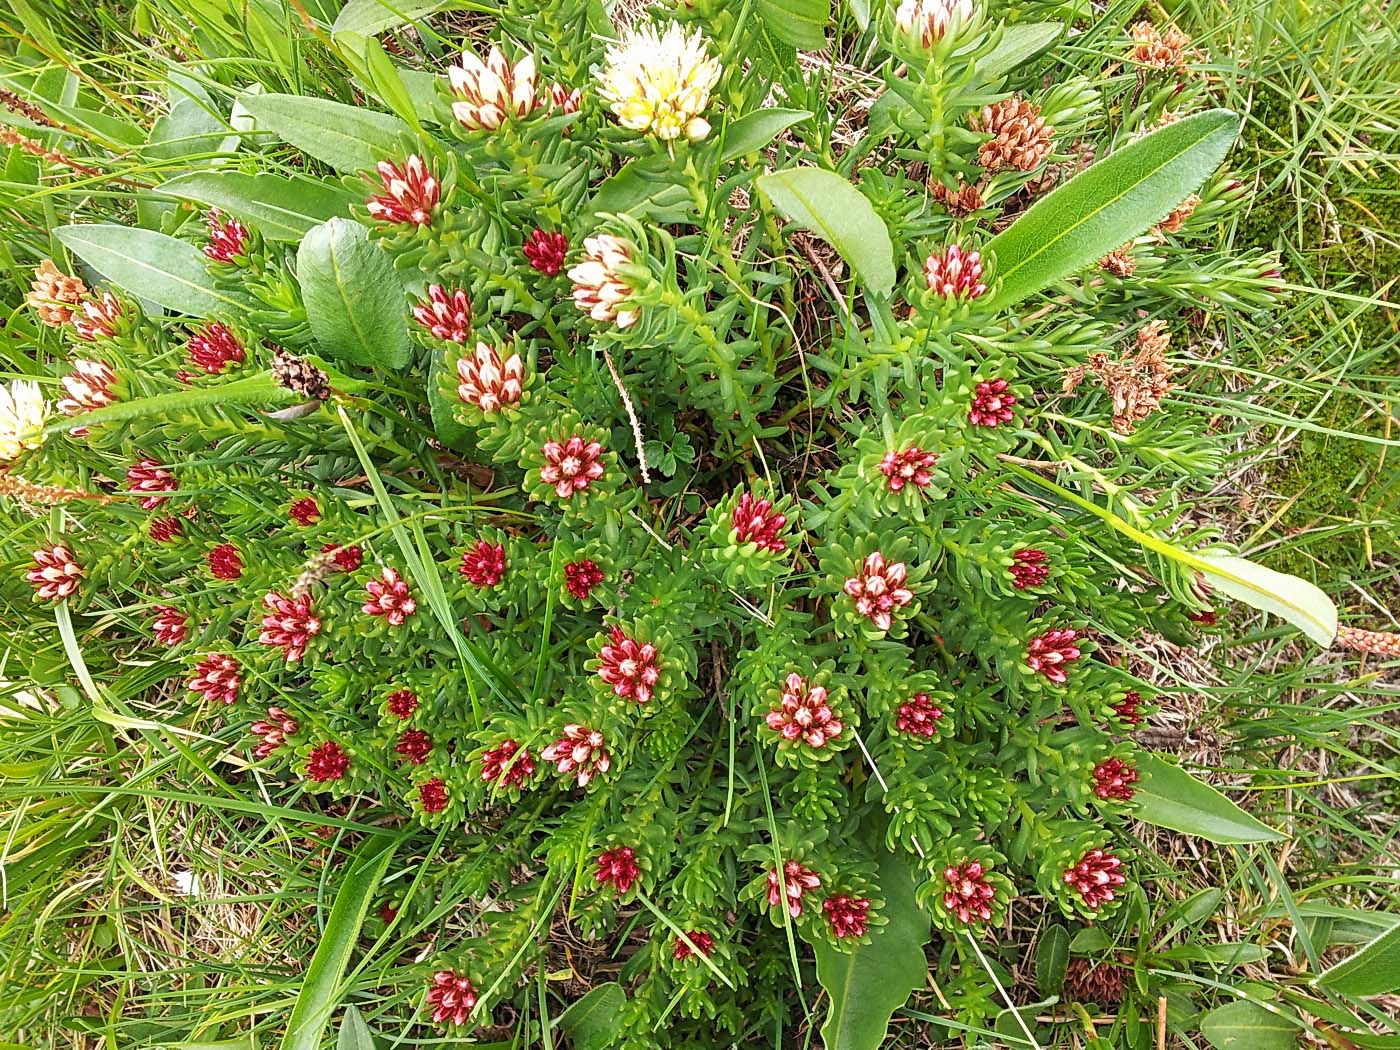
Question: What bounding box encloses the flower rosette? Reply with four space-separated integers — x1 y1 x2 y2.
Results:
469 718 543 804
439 335 539 457
539 534 616 610
878 672 956 751
405 764 467 826
701 484 799 589
357 149 467 264
1035 824 1131 921
758 663 855 769
450 526 534 611
585 617 680 716
937 358 1030 452
821 531 929 641
853 413 960 518
1017 616 1095 691
293 736 375 795
738 838 830 934
918 836 1016 934
521 413 617 513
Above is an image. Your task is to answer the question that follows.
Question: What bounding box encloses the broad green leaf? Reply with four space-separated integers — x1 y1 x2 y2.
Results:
159 172 358 241
332 0 456 37
720 108 811 162
1196 552 1337 647
975 22 1063 81
1135 754 1286 845
1274 903 1400 946
144 96 233 162
1034 924 1069 995
240 94 411 173
428 350 476 454
555 983 625 1050
41 373 299 438
1314 924 1400 996
280 836 399 1050
56 224 246 317
984 109 1241 309
297 218 412 369
813 848 930 1050
757 167 896 297
336 1006 375 1050
1199 1000 1297 1050
590 160 693 222
756 0 829 49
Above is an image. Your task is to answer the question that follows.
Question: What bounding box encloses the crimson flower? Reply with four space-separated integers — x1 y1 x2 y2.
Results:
363 567 417 625
564 559 604 600
942 860 997 925
673 930 716 961
305 741 350 782
731 492 788 552
595 845 641 893
460 540 507 587
149 516 184 543
878 446 938 493
289 497 320 526
57 359 118 417
321 543 363 572
1026 628 1081 684
258 591 321 661
187 323 246 373
1091 757 1139 801
1063 849 1126 911
541 724 610 787
767 860 821 918
1113 690 1143 727
151 605 188 646
1009 548 1050 589
597 626 660 703
414 284 472 343
251 706 297 759
71 293 124 341
766 672 842 748
822 896 871 938
418 777 450 813
427 970 477 1027
189 653 240 705
895 692 944 738
480 739 536 788
366 155 439 227
386 689 419 720
127 458 177 509
539 434 605 498
204 209 249 262
968 378 1016 427
207 543 243 580
27 544 82 600
523 228 569 275
923 245 986 299
396 729 432 765
843 552 913 632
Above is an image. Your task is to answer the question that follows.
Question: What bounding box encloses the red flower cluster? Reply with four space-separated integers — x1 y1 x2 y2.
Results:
767 860 821 918
151 605 188 646
1091 757 1139 801
673 930 715 961
427 970 477 1027
127 458 177 509
204 209 249 263
386 689 419 720
595 845 641 893
1113 690 1143 727
289 497 320 526
1026 628 1081 684
207 543 243 579
1063 849 1126 910
968 378 1016 427
305 741 350 782
27 544 82 600
942 860 997 925
149 516 184 543
597 626 661 703
878 446 938 493
766 672 842 748
418 777 450 814
539 434 605 498
251 706 297 759
367 155 439 227
823 896 871 938
396 729 433 765
187 323 246 373
923 245 986 299
564 559 604 600
541 724 610 787
460 540 507 587
189 653 240 705
258 591 321 661
1009 548 1050 589
731 492 788 552
523 228 569 275
481 739 536 788
363 567 417 625
321 543 363 572
72 292 123 341
413 284 472 343
895 692 944 738
843 552 913 632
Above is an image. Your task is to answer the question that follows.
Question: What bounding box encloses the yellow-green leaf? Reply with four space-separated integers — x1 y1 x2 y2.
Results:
1196 552 1337 647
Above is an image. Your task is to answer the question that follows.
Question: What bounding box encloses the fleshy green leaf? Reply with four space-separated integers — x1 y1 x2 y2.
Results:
56 224 246 317
158 172 357 242
297 218 412 370
812 848 930 1050
757 167 896 297
1313 923 1400 996
555 983 626 1050
240 94 411 173
1135 754 1286 845
755 0 829 49
42 372 298 437
335 1006 376 1050
1199 1000 1298 1050
280 836 399 1050
720 108 811 162
1196 552 1337 647
984 109 1241 309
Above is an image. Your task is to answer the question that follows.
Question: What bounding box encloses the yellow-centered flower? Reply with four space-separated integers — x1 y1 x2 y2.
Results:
0 379 48 462
597 23 720 143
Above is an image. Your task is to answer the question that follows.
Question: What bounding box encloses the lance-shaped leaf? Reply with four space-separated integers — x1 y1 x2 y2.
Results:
1199 1000 1299 1050
812 848 930 1050
1313 923 1400 996
1135 754 1286 845
756 0 829 49
757 167 896 297
56 224 246 318
984 109 1240 309
297 218 412 370
720 108 812 162
332 0 457 37
158 172 358 242
240 94 411 173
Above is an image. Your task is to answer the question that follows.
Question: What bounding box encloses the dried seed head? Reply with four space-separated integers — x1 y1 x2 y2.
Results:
970 96 1054 173
271 350 331 401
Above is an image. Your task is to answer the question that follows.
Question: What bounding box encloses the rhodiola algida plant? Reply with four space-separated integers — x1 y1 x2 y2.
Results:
2 0 1380 1045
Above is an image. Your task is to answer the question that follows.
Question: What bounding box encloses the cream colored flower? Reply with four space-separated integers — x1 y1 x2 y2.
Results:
597 23 720 142
0 379 49 462
448 46 541 131
567 234 640 328
895 0 974 46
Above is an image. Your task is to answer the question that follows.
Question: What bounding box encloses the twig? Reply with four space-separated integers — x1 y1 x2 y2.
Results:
601 345 650 484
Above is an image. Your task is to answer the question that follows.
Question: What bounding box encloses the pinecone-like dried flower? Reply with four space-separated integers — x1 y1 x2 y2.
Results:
271 350 331 401
929 179 984 217
1075 322 1175 435
1154 194 1199 236
28 260 87 327
1098 244 1136 277
1129 20 1192 73
1336 626 1400 658
970 96 1054 173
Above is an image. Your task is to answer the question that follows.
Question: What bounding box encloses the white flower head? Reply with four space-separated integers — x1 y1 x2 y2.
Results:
0 379 49 462
597 23 721 142
448 45 541 131
895 0 975 47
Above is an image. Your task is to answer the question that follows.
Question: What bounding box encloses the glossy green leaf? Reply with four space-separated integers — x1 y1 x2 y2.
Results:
335 1006 375 1050
556 982 625 1050
240 93 411 173
1199 1000 1297 1050
813 849 929 1050
1035 924 1069 995
158 172 357 241
984 109 1240 309
720 108 811 162
1135 754 1286 845
56 224 245 318
757 167 896 297
428 350 476 454
756 0 829 49
297 218 412 370
280 836 399 1050
1314 923 1400 996
1196 552 1337 647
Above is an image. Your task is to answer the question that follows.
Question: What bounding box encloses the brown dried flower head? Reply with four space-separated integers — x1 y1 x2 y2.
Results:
1129 21 1192 73
1064 321 1175 434
929 179 985 217
28 260 88 327
1155 194 1200 237
1098 244 1136 277
970 96 1054 174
